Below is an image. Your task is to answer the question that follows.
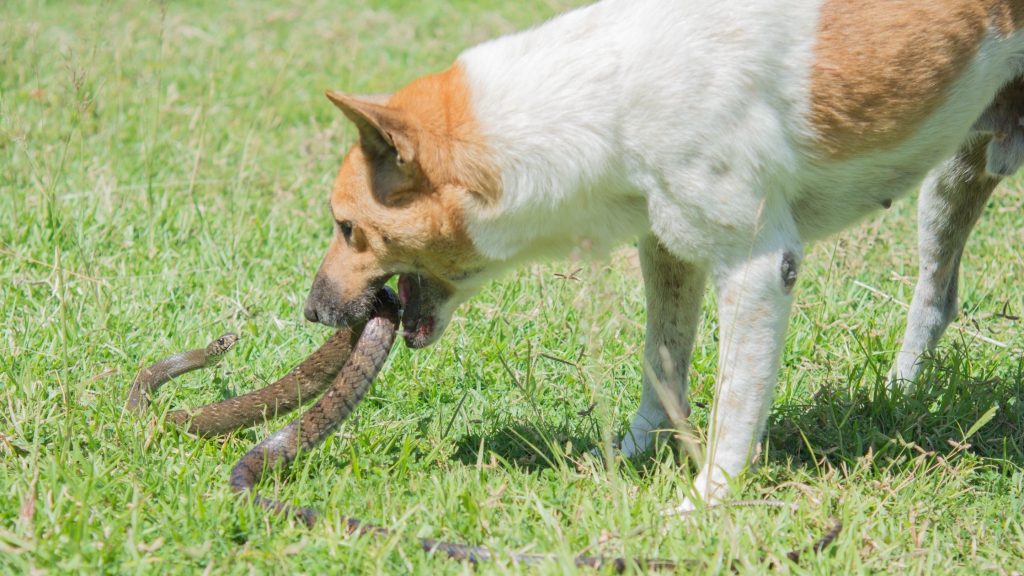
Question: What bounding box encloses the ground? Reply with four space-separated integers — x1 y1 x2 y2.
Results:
2 1 1023 573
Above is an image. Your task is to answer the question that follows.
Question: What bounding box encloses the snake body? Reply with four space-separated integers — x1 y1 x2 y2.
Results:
131 287 838 570
127 333 240 415
227 294 401 527
128 327 362 436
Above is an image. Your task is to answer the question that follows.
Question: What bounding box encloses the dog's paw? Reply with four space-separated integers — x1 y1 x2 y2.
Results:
589 425 677 462
587 432 655 461
618 430 654 458
669 497 699 516
886 362 919 393
668 474 729 516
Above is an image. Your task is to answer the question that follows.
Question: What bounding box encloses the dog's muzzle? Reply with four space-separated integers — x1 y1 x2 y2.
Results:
304 275 379 328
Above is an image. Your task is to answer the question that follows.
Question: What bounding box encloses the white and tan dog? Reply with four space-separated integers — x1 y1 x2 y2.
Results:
304 0 1024 510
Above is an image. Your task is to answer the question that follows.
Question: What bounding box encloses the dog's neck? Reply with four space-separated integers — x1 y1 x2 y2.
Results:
456 1 650 263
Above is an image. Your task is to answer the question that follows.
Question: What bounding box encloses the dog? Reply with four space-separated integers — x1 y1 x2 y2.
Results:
303 0 1024 511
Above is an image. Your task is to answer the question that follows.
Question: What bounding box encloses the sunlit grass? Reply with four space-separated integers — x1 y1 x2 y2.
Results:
2 1 1022 573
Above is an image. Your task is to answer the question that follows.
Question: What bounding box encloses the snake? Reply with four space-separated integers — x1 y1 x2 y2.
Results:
129 286 840 571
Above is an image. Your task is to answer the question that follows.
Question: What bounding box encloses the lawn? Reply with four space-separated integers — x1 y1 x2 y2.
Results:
2 1 1023 573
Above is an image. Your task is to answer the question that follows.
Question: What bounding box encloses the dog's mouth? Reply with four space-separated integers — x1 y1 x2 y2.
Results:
396 273 450 349
306 271 453 348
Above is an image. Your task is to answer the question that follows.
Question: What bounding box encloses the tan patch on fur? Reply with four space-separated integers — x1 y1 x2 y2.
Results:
388 65 500 204
810 1 1024 159
319 63 496 297
989 0 1024 34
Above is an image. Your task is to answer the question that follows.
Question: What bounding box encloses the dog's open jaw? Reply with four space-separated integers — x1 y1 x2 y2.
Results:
397 273 450 348
305 272 452 349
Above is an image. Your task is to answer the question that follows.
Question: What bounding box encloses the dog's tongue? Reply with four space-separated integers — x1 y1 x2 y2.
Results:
397 274 412 308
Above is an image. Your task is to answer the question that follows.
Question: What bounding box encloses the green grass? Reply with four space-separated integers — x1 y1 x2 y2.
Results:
2 1 1023 573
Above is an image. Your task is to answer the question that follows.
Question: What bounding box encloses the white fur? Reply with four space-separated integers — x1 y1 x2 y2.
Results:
451 0 1024 509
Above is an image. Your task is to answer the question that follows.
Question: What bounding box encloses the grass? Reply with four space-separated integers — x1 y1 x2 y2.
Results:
2 0 1023 573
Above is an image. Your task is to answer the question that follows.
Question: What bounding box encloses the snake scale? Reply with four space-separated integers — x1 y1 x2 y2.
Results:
129 287 840 571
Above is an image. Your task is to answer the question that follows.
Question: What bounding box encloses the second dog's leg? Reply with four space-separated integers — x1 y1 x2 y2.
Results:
621 235 707 457
891 137 1001 385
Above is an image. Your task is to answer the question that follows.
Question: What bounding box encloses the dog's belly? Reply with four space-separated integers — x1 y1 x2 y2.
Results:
790 165 927 241
791 66 1024 241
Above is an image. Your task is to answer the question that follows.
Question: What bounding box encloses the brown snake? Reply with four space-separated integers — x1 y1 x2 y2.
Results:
129 287 840 570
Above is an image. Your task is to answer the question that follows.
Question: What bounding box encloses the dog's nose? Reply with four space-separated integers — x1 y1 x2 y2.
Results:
304 304 319 323
305 275 339 325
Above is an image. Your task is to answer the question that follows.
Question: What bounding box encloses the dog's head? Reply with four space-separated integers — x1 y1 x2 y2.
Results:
304 65 499 348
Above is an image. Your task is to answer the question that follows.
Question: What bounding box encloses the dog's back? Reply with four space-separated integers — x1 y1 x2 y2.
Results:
460 0 1024 255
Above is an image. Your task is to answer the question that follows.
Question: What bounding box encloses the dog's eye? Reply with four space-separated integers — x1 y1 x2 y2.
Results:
336 220 354 243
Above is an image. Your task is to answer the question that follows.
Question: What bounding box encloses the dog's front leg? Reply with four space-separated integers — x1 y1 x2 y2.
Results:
621 235 708 457
681 229 802 511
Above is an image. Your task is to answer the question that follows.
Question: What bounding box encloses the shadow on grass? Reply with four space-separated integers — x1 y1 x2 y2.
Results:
247 341 1023 480
768 351 1024 469
449 351 1023 476
452 418 599 473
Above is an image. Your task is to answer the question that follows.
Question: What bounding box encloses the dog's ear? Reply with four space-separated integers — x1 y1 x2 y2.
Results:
321 89 413 170
326 90 420 204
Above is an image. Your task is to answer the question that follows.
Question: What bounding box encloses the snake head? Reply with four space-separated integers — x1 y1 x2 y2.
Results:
204 332 240 363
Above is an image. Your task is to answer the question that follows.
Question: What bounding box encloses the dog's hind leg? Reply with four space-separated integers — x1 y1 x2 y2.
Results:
620 235 708 457
970 77 1024 178
890 129 1010 386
